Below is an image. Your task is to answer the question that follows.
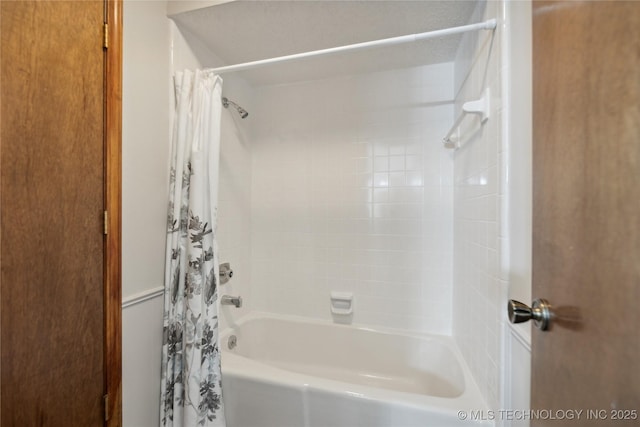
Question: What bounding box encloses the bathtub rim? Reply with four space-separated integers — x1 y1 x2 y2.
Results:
219 311 490 416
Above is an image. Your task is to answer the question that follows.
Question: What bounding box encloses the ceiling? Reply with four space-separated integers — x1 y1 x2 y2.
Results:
170 1 479 86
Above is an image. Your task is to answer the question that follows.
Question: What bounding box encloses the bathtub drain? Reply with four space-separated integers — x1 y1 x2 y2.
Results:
228 335 237 350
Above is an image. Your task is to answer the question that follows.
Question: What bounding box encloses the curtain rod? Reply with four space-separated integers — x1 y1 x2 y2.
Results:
207 19 497 75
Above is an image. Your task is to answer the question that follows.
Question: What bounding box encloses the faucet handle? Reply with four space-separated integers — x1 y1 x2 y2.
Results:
219 262 233 285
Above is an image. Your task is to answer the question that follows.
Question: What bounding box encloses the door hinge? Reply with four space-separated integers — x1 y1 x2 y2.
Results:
103 22 109 49
103 394 110 421
104 211 108 235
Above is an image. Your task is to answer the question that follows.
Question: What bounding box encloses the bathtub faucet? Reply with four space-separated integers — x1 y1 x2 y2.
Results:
221 295 242 308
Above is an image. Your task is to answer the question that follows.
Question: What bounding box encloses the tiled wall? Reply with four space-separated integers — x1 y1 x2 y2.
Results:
248 64 455 334
216 77 254 327
452 0 504 412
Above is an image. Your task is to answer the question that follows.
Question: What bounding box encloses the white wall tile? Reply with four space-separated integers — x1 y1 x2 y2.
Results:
246 63 455 335
452 0 505 414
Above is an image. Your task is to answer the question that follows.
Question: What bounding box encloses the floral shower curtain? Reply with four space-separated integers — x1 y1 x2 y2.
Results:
160 70 226 427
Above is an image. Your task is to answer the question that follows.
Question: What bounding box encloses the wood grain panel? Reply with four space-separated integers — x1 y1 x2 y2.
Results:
532 1 640 425
1 1 106 425
105 1 123 425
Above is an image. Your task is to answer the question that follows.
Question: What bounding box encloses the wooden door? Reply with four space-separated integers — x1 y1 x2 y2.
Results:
0 1 122 425
532 1 640 425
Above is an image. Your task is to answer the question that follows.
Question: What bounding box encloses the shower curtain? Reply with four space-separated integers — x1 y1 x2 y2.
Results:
160 70 226 427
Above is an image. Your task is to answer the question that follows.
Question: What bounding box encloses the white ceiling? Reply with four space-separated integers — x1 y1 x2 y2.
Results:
170 0 479 86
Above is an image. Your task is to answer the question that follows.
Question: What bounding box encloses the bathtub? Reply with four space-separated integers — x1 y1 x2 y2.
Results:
220 313 491 427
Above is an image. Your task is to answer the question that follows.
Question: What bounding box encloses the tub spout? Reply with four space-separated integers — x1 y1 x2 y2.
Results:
221 295 242 308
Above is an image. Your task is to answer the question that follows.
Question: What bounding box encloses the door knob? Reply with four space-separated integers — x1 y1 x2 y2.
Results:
508 299 552 331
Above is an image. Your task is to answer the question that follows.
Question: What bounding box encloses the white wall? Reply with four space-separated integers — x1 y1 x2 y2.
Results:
503 1 532 425
452 0 503 413
247 64 455 334
122 1 172 425
452 0 533 421
165 4 257 333
215 71 254 331
122 1 256 423
166 0 233 16
123 0 171 299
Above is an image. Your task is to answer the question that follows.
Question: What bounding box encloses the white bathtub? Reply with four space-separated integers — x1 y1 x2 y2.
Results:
220 313 491 427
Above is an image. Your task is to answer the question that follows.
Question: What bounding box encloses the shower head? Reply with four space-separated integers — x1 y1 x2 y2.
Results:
222 97 249 119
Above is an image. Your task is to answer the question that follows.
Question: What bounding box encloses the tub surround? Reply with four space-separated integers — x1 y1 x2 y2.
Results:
248 62 455 335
